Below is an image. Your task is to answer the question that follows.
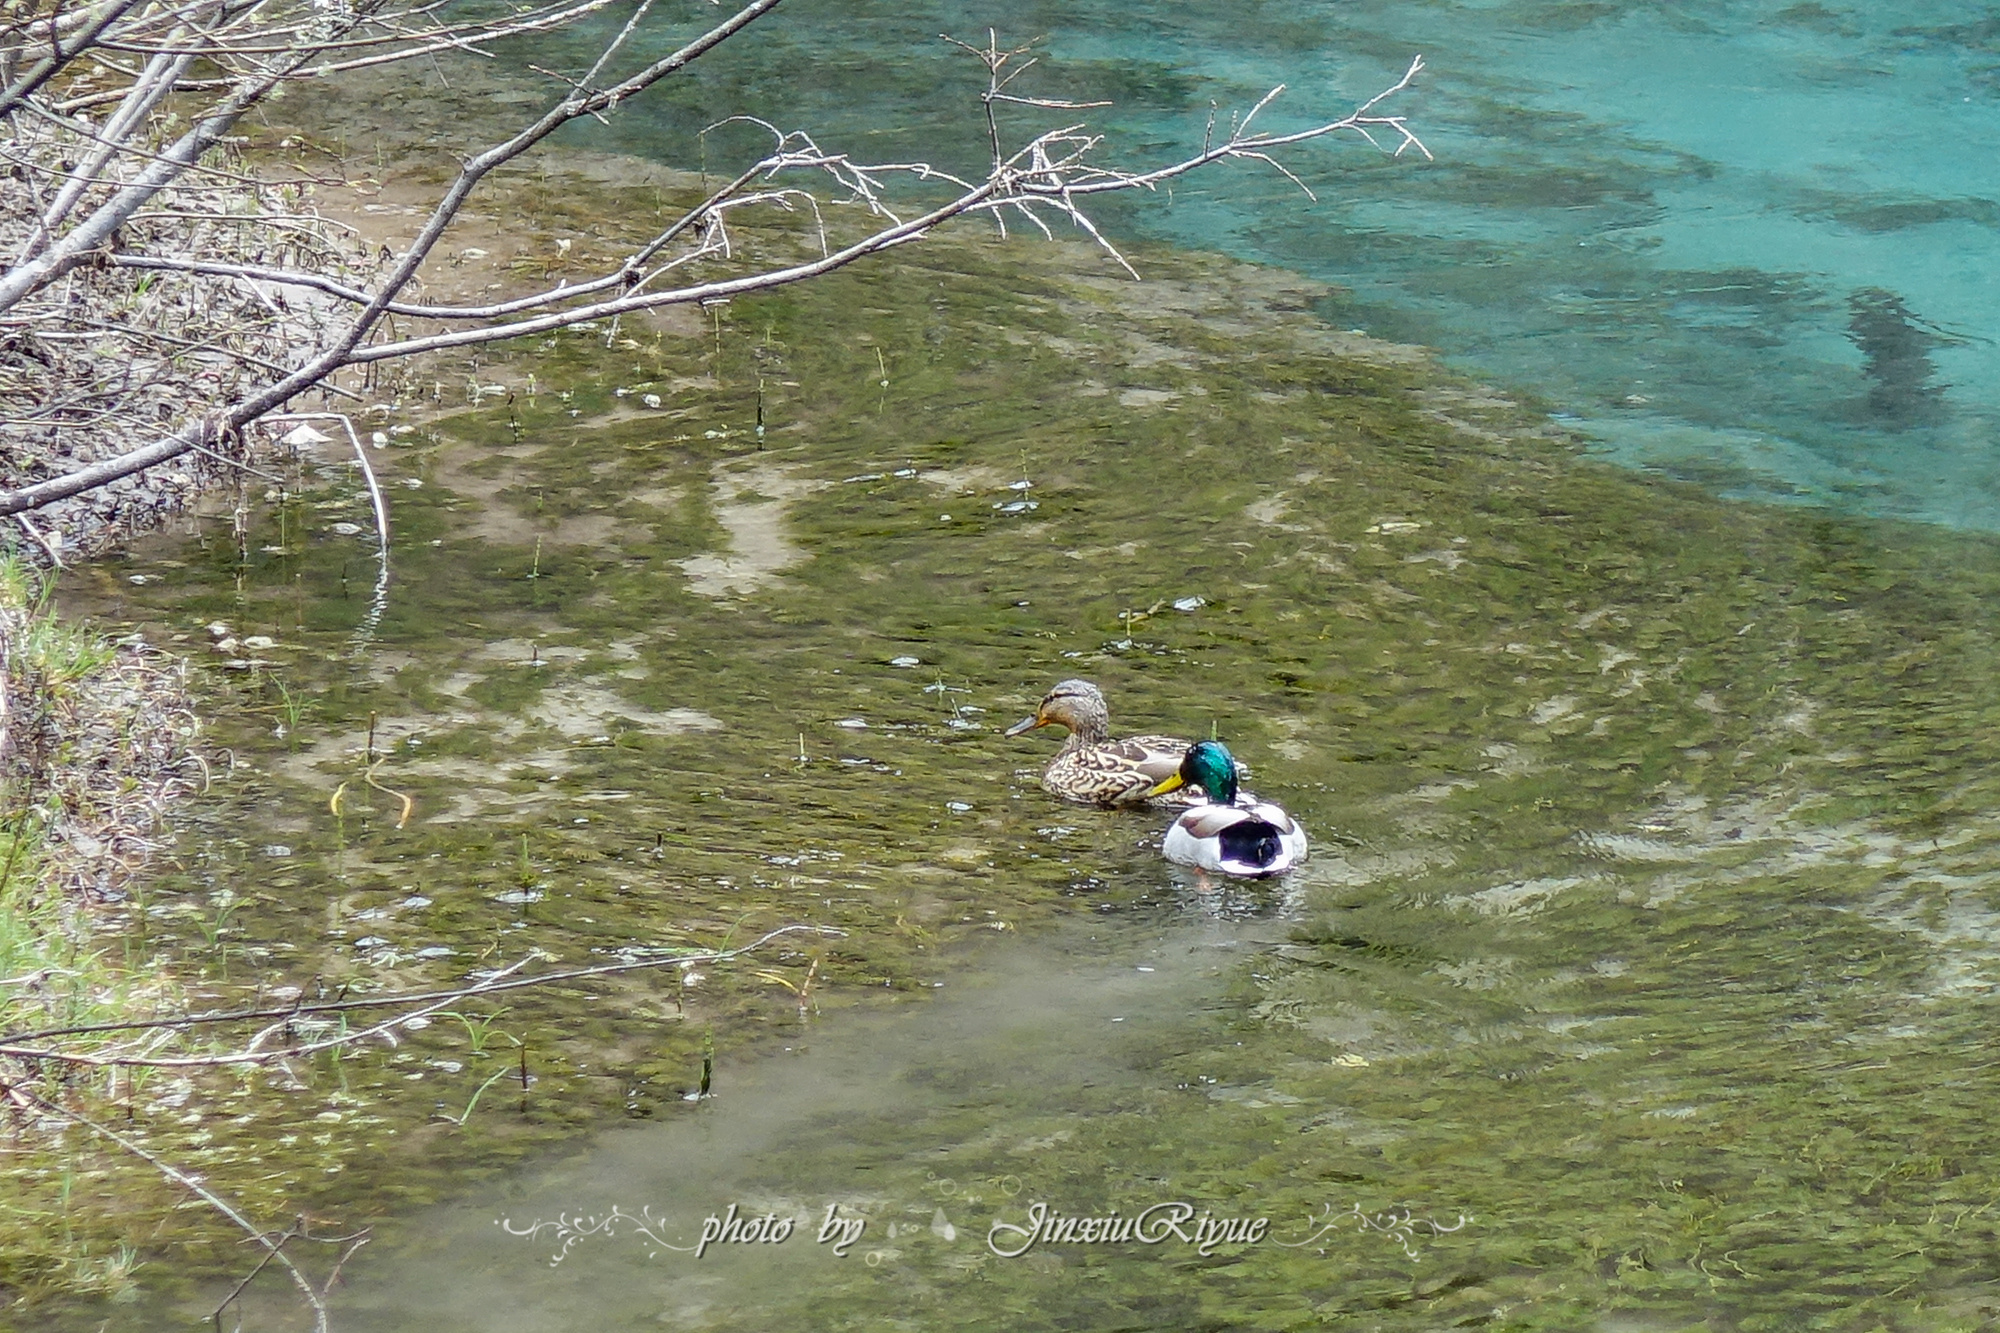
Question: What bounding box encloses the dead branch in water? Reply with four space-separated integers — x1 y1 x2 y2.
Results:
1 1 1427 555
12 1084 367 1333
0 922 846 1067
1 919 841 1321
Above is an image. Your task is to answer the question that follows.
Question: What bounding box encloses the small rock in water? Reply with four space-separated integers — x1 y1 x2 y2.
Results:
1173 596 1207 612
330 522 363 536
835 718 869 729
889 655 921 667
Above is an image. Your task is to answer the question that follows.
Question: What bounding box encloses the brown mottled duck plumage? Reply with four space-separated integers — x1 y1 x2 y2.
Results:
1003 679 1198 807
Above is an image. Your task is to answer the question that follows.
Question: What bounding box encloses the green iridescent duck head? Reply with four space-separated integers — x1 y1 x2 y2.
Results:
1147 740 1240 804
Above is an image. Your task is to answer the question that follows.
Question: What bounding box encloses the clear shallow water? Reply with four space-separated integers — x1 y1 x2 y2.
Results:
552 0 2000 526
323 915 1280 1332
23 222 2000 1329
18 72 2000 1333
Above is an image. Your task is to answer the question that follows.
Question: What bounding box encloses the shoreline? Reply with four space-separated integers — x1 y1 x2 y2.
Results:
5 171 1558 1318
15 142 2000 1329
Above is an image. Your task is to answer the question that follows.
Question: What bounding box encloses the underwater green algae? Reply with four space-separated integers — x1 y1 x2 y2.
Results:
16 180 2000 1329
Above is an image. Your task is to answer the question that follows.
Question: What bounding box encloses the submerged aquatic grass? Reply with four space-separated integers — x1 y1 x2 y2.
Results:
0 557 202 1310
22 169 2000 1329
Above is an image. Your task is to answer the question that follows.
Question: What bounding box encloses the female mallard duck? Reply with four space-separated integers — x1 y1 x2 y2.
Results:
1003 679 1197 807
1147 740 1308 876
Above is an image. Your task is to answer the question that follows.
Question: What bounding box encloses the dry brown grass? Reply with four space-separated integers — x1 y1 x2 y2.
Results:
1 113 377 558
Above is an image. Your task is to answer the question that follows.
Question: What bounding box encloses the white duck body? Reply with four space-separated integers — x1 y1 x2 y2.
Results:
1147 740 1308 878
1161 797 1308 877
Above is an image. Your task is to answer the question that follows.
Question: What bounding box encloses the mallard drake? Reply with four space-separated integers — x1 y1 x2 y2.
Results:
1147 740 1308 877
1003 679 1197 807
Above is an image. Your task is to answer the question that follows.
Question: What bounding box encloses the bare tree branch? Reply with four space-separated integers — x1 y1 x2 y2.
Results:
1 3 1427 552
14 1086 361 1333
0 923 845 1067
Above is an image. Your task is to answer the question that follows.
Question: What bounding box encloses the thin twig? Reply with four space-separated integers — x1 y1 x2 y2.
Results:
1 9 1426 551
19 1089 348 1333
0 924 847 1063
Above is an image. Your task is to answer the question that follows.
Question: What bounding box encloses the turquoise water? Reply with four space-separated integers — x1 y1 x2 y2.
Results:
20 7 2000 1330
37 218 2000 1330
571 0 2000 524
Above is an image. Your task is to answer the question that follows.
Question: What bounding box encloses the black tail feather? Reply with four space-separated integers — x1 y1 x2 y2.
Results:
1219 819 1283 869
